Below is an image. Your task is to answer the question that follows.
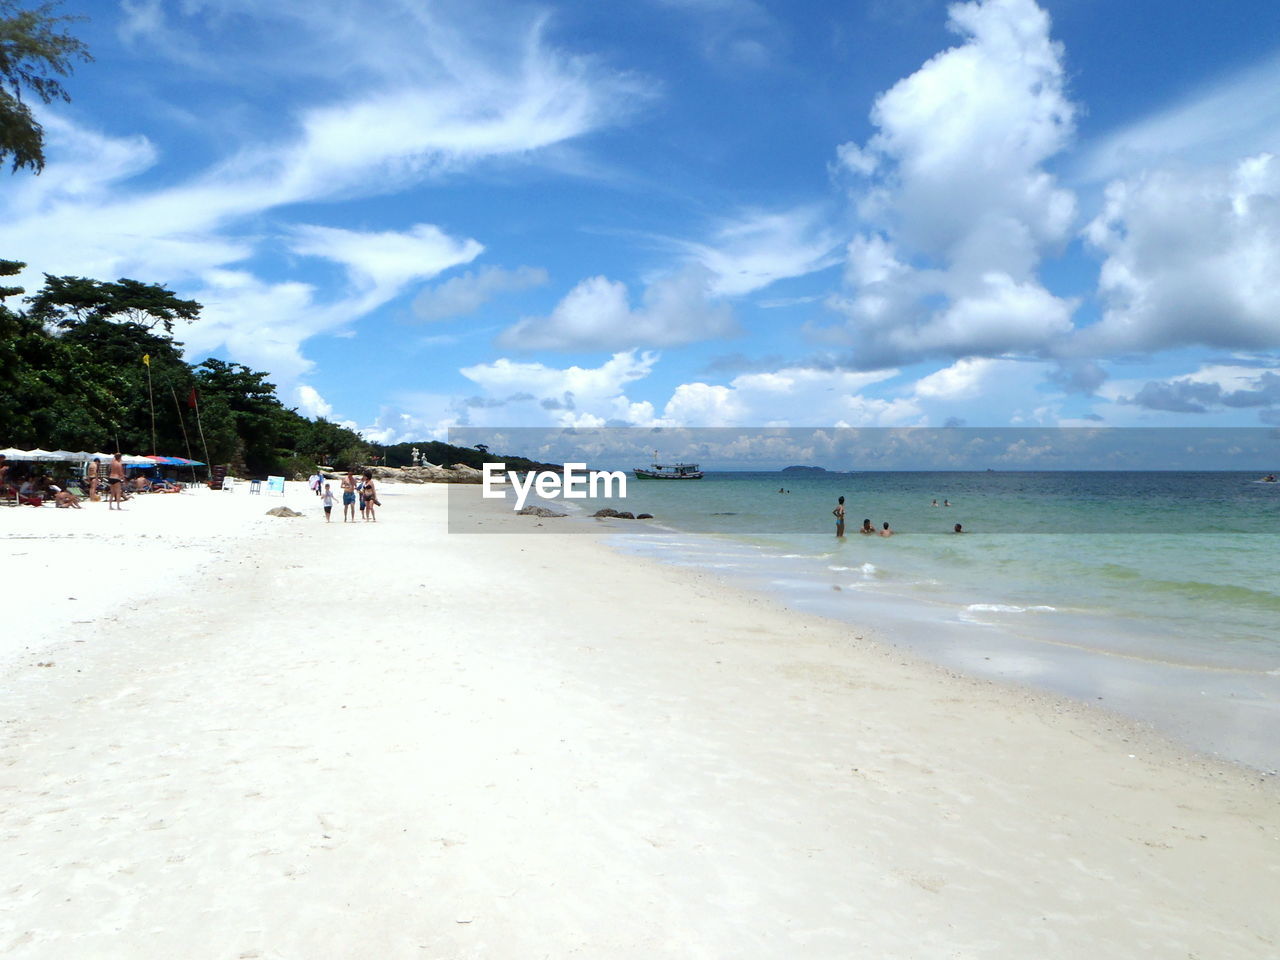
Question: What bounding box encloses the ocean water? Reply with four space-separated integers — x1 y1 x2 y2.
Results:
600 472 1280 770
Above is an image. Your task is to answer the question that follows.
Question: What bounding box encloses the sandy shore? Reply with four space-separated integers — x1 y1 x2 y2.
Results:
2 483 1277 958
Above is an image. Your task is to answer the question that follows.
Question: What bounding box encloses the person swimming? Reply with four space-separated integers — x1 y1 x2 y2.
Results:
880 521 892 537
953 522 964 533
860 519 875 535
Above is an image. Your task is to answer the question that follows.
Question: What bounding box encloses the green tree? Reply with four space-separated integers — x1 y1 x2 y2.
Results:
27 274 202 334
0 0 92 174
193 359 286 475
22 272 202 453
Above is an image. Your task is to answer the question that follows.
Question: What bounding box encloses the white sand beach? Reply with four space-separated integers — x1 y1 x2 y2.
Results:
2 482 1277 959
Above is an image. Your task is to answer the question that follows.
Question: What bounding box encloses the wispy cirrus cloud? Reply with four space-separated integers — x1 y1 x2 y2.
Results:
677 206 843 297
1076 51 1280 184
2 0 649 399
412 266 549 323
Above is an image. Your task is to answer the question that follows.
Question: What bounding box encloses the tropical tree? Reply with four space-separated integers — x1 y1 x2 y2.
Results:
26 274 201 334
0 0 92 173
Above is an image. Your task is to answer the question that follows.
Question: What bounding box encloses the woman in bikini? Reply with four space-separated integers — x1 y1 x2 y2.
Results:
361 472 377 522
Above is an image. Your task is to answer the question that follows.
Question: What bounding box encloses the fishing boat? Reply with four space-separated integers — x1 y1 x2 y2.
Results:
633 461 703 480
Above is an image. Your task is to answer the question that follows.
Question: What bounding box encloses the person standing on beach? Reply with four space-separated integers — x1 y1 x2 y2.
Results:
362 472 377 522
107 453 126 510
341 470 358 522
321 483 335 522
833 496 845 538
87 457 100 502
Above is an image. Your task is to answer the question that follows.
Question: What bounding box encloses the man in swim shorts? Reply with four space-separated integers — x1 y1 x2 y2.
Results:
341 470 358 522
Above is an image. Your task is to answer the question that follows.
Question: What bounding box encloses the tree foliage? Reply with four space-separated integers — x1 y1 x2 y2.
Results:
3 266 370 476
0 0 92 173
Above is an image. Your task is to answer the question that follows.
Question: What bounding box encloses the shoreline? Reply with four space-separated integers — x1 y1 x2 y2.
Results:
2 482 1277 957
483 477 1280 773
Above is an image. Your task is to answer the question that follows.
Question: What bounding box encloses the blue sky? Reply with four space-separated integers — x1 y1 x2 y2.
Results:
5 0 1280 441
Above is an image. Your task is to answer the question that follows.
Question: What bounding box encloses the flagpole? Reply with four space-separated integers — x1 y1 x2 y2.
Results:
192 387 213 485
143 354 157 456
169 385 197 484
169 385 195 461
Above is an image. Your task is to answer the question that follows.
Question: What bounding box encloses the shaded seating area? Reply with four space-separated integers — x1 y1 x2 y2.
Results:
0 448 204 505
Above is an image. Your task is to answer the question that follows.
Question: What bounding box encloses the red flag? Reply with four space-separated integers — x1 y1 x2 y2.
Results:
187 386 198 409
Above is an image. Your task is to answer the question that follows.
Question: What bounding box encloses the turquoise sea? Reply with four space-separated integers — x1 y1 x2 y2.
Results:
590 472 1280 771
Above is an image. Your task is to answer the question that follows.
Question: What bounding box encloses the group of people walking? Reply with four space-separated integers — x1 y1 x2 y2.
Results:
315 469 379 523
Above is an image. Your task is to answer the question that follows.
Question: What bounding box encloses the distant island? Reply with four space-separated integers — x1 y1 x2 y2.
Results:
781 465 827 473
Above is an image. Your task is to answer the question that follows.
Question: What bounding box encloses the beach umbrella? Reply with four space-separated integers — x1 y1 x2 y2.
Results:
46 450 80 461
0 447 30 458
23 448 57 461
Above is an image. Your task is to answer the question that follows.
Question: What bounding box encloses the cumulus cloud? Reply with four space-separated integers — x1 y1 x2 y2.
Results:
1120 368 1280 419
498 268 734 351
459 350 662 428
1078 154 1280 354
662 366 912 427
412 265 548 322
295 385 334 418
822 0 1078 367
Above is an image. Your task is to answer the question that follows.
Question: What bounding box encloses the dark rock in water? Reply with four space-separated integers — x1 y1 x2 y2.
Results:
593 508 621 518
517 505 566 518
613 511 635 520
266 506 303 518
636 513 653 519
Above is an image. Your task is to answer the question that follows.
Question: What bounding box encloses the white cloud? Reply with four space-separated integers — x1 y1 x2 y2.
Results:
908 355 1061 425
412 265 548 322
288 223 484 292
679 207 842 296
662 366 913 427
1078 154 1280 354
458 350 662 428
1077 52 1280 184
0 3 645 393
499 268 734 351
824 0 1078 366
295 385 334 418
913 357 1008 401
